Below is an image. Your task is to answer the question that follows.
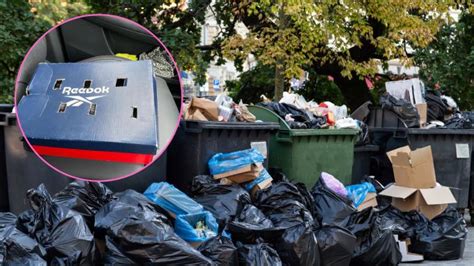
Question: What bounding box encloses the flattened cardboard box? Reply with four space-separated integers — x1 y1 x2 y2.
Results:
380 184 456 220
213 163 263 183
387 146 436 188
357 192 378 211
17 61 158 164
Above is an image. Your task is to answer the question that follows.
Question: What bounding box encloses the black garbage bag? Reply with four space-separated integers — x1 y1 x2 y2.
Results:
254 182 320 265
191 175 251 227
315 225 356 266
0 212 47 265
237 242 282 266
425 91 449 122
409 207 467 260
258 102 326 129
53 181 114 229
273 223 320 266
95 190 212 265
227 204 277 244
380 93 420 128
444 113 472 129
255 182 314 227
378 205 421 240
347 208 401 266
198 235 238 266
311 176 355 227
17 184 96 264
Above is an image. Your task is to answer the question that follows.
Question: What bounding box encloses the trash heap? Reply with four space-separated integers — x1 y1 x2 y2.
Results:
377 79 471 129
0 148 468 265
258 91 363 130
185 94 256 122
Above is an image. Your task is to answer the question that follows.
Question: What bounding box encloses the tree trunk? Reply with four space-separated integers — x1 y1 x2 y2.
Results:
274 64 284 101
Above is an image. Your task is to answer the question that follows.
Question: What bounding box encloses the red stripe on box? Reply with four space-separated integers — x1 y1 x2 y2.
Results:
32 145 153 165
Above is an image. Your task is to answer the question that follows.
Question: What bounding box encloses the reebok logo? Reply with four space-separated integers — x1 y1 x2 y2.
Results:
65 95 105 107
62 86 110 95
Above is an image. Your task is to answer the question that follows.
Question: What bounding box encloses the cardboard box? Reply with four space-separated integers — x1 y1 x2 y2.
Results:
416 103 427 127
250 177 273 197
185 97 219 121
213 163 263 183
380 184 456 220
357 192 378 211
387 146 436 188
17 61 158 164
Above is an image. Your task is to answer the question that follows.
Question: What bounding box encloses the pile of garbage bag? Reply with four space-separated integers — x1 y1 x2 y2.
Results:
0 166 468 264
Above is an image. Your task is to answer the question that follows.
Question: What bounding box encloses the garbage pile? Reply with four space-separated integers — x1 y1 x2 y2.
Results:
258 91 363 130
377 79 471 129
185 94 256 122
0 148 467 264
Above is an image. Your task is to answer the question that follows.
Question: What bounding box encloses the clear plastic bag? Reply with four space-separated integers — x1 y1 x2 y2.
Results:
144 182 204 216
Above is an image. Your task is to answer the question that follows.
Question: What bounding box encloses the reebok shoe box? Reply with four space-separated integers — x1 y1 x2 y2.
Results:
17 60 158 165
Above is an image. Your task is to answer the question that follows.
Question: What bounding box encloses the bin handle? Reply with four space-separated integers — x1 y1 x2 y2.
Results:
182 121 203 134
392 129 408 139
276 130 292 143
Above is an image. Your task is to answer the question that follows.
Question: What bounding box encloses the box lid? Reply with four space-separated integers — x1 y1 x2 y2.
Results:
17 61 158 158
379 184 417 199
388 146 433 167
419 186 457 205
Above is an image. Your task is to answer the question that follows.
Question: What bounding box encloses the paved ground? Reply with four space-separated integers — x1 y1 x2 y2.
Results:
404 213 473 265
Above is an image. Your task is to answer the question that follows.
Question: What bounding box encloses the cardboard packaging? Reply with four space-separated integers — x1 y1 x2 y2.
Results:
357 192 378 211
213 163 263 183
387 146 436 188
380 185 456 220
381 145 457 219
17 61 158 165
416 103 427 127
250 177 272 196
185 97 219 121
394 235 424 263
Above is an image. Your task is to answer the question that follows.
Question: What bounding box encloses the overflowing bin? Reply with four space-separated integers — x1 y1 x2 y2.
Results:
248 105 358 188
0 105 167 214
167 120 279 193
368 108 474 209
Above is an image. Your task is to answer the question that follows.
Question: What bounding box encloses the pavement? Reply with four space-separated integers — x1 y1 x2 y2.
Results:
404 213 473 266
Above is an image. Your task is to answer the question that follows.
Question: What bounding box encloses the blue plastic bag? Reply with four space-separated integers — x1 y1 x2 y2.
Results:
144 182 203 216
208 149 265 175
175 211 219 243
244 168 272 191
345 182 376 208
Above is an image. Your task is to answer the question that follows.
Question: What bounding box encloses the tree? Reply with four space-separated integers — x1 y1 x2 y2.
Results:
223 1 463 109
0 1 50 103
87 0 224 85
415 12 474 110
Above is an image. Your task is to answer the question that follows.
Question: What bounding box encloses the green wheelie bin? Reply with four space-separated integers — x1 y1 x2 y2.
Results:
249 105 359 188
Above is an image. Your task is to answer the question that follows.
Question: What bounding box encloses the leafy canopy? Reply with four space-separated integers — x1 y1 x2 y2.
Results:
415 12 474 110
223 0 459 99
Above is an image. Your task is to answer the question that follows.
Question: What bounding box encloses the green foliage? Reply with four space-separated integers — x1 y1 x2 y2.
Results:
0 0 49 103
226 64 275 104
299 70 345 106
87 0 214 85
415 13 474 110
31 0 89 25
223 1 462 99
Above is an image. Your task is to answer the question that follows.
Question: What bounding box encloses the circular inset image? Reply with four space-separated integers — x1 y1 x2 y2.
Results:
14 14 182 182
